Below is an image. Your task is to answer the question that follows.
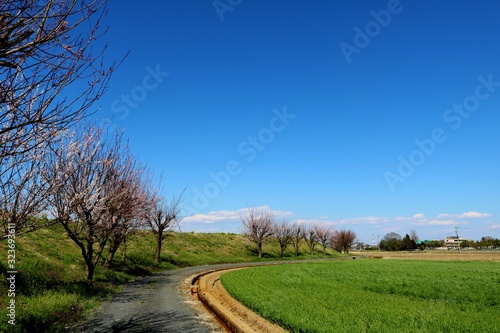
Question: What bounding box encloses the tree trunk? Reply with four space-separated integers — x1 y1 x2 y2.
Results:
85 255 95 281
61 222 95 282
308 243 314 255
279 246 285 258
155 229 163 263
293 242 299 256
86 266 94 281
104 237 121 269
121 238 127 264
257 241 263 258
85 237 95 281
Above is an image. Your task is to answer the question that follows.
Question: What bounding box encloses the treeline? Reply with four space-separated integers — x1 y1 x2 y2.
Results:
240 208 357 257
460 237 500 250
378 232 500 251
379 231 419 251
421 237 500 250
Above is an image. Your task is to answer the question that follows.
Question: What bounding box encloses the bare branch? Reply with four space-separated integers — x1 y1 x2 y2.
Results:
301 224 317 255
1 0 117 164
290 221 303 257
241 207 274 258
0 142 54 237
314 224 334 256
274 219 292 258
149 187 184 263
331 229 357 254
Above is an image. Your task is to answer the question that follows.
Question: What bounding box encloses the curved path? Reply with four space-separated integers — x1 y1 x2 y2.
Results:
70 264 242 333
71 258 359 332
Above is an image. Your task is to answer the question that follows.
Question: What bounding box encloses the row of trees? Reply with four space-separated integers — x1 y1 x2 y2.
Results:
379 231 419 251
0 1 183 281
379 232 500 251
3 121 183 281
461 237 500 250
240 208 357 258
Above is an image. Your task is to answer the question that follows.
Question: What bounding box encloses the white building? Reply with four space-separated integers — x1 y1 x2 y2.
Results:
444 236 467 250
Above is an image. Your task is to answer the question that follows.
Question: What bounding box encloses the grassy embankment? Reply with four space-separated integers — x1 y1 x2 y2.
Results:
221 259 500 333
0 224 341 332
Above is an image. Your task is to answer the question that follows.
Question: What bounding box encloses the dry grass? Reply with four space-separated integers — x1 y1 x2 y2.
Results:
355 250 500 261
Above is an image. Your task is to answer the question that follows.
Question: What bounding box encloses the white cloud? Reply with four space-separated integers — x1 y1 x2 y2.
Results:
295 218 335 226
180 207 495 237
181 208 243 224
438 212 491 219
459 211 492 218
337 216 391 225
334 212 493 228
181 214 226 224
426 219 455 226
181 205 294 225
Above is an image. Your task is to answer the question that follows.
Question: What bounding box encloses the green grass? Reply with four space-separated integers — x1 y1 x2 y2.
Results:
0 224 340 332
158 232 343 266
221 259 500 333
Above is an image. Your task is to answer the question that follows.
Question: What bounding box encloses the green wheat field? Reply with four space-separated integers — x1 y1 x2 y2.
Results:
221 259 500 333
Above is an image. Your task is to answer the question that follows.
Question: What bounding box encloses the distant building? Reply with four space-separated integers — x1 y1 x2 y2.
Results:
445 236 467 250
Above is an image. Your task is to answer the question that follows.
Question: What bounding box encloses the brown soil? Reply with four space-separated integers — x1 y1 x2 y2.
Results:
195 268 288 333
359 250 500 261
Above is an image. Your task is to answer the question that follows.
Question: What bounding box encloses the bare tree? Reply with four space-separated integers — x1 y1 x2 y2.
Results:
149 191 183 263
290 222 303 257
410 229 419 243
274 219 293 258
314 224 334 256
330 232 343 253
331 229 357 254
0 0 114 162
302 224 317 255
0 143 54 237
1 0 117 239
45 124 123 281
117 171 159 264
355 242 365 251
241 208 275 258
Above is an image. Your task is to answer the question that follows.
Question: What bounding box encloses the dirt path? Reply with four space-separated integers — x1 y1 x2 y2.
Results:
70 265 225 333
196 269 288 333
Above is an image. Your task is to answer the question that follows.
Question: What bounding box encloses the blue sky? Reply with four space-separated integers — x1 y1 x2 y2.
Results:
95 0 500 244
